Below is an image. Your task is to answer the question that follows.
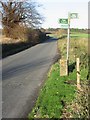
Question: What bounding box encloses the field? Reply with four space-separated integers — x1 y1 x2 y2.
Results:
29 30 89 119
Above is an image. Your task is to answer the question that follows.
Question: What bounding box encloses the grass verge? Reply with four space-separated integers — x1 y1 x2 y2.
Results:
28 63 76 119
28 30 89 119
57 31 89 118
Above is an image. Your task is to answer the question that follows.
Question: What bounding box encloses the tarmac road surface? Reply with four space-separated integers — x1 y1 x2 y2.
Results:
2 38 58 118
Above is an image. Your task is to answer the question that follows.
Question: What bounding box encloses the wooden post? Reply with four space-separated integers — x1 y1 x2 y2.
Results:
60 59 68 76
76 58 81 89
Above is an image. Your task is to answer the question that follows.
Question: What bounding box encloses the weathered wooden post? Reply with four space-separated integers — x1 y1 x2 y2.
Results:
76 58 81 89
60 59 68 76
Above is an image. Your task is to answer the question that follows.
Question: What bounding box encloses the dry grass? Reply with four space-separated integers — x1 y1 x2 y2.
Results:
2 25 28 43
58 37 88 63
55 29 67 35
0 35 21 44
62 80 89 118
57 31 89 118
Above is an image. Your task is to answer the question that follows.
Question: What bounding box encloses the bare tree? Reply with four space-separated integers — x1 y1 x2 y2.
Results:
23 1 43 28
0 0 43 37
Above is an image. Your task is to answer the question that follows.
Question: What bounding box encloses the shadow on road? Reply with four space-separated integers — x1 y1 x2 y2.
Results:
43 37 59 43
2 36 59 59
2 42 36 59
43 34 67 44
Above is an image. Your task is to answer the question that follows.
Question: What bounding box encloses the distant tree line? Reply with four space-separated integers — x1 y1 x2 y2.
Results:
46 28 88 33
70 28 88 33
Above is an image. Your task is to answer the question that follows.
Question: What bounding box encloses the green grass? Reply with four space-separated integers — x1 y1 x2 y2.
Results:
57 32 88 64
80 68 88 81
70 32 88 38
28 63 76 119
49 31 89 39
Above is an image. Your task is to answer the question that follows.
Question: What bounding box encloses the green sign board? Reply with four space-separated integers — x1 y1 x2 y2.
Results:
70 13 78 19
59 19 68 24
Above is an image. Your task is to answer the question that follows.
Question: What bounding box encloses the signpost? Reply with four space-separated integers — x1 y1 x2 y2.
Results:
67 12 78 61
67 12 70 61
59 12 78 76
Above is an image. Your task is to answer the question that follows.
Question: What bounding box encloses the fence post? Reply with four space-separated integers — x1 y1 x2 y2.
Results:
76 58 81 89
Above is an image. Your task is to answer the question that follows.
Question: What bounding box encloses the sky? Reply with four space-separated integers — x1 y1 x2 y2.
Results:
0 0 89 29
36 0 89 29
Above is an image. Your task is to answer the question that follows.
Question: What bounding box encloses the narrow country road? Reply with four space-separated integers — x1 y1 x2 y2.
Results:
2 38 58 118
